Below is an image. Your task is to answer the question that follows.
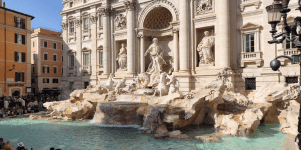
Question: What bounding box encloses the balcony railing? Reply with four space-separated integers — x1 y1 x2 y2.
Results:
277 48 301 65
240 51 263 67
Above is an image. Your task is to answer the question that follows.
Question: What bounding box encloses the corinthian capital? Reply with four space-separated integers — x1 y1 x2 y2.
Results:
124 1 136 11
98 7 111 16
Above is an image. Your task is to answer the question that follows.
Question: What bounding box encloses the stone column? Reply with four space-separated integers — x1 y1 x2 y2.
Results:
90 7 98 85
75 10 82 79
61 18 68 82
99 6 111 76
179 0 189 72
216 0 230 68
125 0 136 75
139 33 145 73
173 29 179 72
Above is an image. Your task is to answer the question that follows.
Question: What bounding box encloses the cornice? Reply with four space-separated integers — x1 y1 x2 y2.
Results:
60 1 102 15
0 24 32 33
193 13 216 23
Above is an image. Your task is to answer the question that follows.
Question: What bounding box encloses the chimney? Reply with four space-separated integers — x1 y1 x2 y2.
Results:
0 0 2 7
3 2 5 7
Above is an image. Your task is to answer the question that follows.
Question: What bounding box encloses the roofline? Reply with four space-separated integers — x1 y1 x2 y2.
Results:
0 6 35 20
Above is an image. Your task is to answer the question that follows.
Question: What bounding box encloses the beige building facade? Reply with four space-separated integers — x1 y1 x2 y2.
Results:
31 28 63 94
60 0 300 95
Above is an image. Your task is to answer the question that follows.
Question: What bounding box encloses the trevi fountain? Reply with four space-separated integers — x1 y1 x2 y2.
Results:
1 0 299 149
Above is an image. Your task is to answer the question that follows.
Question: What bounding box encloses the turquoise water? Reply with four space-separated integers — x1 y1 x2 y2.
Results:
0 119 292 150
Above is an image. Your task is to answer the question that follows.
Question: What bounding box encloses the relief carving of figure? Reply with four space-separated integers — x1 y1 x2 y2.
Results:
197 0 213 13
117 43 127 71
144 38 166 87
114 13 126 30
197 31 215 65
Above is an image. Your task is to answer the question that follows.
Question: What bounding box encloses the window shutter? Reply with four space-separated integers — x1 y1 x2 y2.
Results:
14 17 17 27
14 51 19 62
22 19 25 29
21 72 24 82
15 33 18 43
15 72 18 82
47 67 49 73
42 66 45 73
47 79 49 83
22 35 25 45
21 53 26 62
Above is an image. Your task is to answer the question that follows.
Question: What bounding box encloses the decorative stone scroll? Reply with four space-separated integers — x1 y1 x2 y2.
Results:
124 1 136 11
240 0 262 12
114 12 126 30
89 14 98 24
75 18 82 27
196 0 213 14
61 22 68 30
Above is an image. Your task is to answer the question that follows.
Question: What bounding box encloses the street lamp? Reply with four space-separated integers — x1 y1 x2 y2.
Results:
266 0 301 149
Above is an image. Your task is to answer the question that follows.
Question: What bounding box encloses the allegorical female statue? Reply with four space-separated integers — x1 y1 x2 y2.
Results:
117 43 127 71
197 31 215 65
144 38 166 86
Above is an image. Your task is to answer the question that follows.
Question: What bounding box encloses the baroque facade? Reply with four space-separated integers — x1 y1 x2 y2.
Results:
60 0 300 94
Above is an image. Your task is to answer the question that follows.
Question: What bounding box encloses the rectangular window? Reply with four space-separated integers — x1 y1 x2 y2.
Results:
245 34 255 52
70 55 75 67
53 54 57 61
84 53 89 66
70 2 73 7
245 78 256 90
15 33 25 45
14 52 25 62
52 79 59 83
53 67 57 74
62 56 63 62
32 66 35 74
99 51 103 65
44 41 48 48
15 17 25 29
83 18 89 30
44 53 48 60
70 21 75 33
15 72 24 82
84 0 87 3
286 77 299 84
62 44 64 50
62 68 63 74
43 66 49 73
32 53 35 61
32 41 35 47
43 78 49 83
53 43 57 49
99 15 103 27
285 33 297 49
31 79 35 83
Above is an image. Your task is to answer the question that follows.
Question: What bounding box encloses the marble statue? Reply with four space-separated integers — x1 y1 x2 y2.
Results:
197 0 213 13
115 77 127 94
128 76 139 92
144 38 166 87
95 73 116 92
153 72 169 97
114 12 126 30
197 31 215 65
166 74 179 95
116 43 127 71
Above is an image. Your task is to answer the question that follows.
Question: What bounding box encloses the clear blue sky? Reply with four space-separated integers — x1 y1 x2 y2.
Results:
3 0 63 32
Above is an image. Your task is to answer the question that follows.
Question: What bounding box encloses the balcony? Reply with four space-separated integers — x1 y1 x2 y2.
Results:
277 48 301 66
82 65 92 75
240 51 263 67
82 29 91 40
67 67 76 76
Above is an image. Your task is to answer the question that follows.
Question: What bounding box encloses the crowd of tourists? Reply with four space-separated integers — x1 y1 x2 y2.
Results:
0 138 62 150
0 93 60 118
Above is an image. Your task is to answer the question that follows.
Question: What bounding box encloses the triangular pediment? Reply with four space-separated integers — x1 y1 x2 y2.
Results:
240 22 262 31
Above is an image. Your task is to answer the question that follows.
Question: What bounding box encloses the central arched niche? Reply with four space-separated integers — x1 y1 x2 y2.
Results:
143 7 174 73
143 7 173 29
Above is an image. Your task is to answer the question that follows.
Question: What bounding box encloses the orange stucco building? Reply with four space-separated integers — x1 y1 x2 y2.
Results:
0 4 34 96
31 28 63 94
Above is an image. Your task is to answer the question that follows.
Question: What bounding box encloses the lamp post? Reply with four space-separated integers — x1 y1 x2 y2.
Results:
266 0 301 149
